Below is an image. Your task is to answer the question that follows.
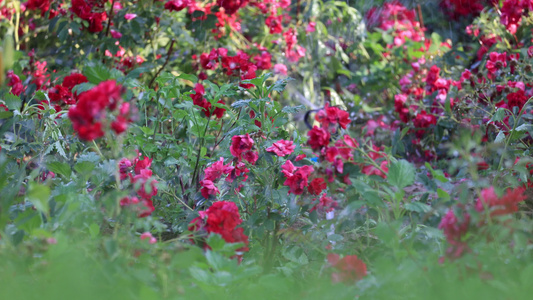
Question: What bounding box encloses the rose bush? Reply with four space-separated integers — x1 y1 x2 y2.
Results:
1 0 533 299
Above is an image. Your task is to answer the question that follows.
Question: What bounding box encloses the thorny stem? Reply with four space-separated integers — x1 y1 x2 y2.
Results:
104 0 116 38
417 4 424 29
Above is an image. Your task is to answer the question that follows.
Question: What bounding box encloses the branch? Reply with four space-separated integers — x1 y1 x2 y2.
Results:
148 39 176 89
104 0 116 38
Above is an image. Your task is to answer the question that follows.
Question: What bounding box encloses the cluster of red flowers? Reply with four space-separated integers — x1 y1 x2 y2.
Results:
281 160 314 195
199 134 260 199
475 186 527 218
48 73 88 109
438 207 471 260
393 57 459 159
196 47 271 89
439 186 526 261
104 46 146 74
309 193 338 213
119 153 158 218
164 0 190 12
327 253 367 283
216 0 247 15
230 133 258 165
163 0 243 39
307 104 367 180
199 157 234 199
188 201 249 255
6 70 24 96
70 0 107 33
68 80 133 141
182 0 307 81
257 0 306 62
500 0 533 35
5 49 53 98
365 1 424 47
25 0 68 19
486 52 507 80
439 0 491 19
190 83 226 118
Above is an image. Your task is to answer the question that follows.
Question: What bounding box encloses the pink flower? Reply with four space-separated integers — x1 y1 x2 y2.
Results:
124 13 137 20
361 161 389 179
120 196 155 218
310 193 338 212
200 179 220 199
307 126 330 150
475 186 526 217
164 0 189 12
140 232 157 244
308 178 327 195
500 0 523 34
134 156 153 175
273 63 288 75
204 157 234 181
133 169 158 199
265 14 283 34
295 154 306 161
315 103 350 131
438 208 470 259
306 21 316 33
486 52 507 80
230 134 254 161
243 150 259 165
6 70 25 96
266 140 295 157
281 160 314 195
110 29 122 39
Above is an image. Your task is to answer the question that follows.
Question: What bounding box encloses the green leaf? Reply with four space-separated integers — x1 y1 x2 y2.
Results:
55 141 67 159
14 209 41 233
281 105 306 114
490 108 506 124
206 234 226 251
494 131 506 143
125 67 148 79
405 202 431 213
26 183 50 216
88 223 100 238
74 161 95 174
231 99 251 108
84 63 122 84
0 111 13 119
164 157 180 166
437 188 450 200
71 82 96 94
3 93 21 110
47 162 71 178
388 159 415 189
177 73 198 83
269 77 294 93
